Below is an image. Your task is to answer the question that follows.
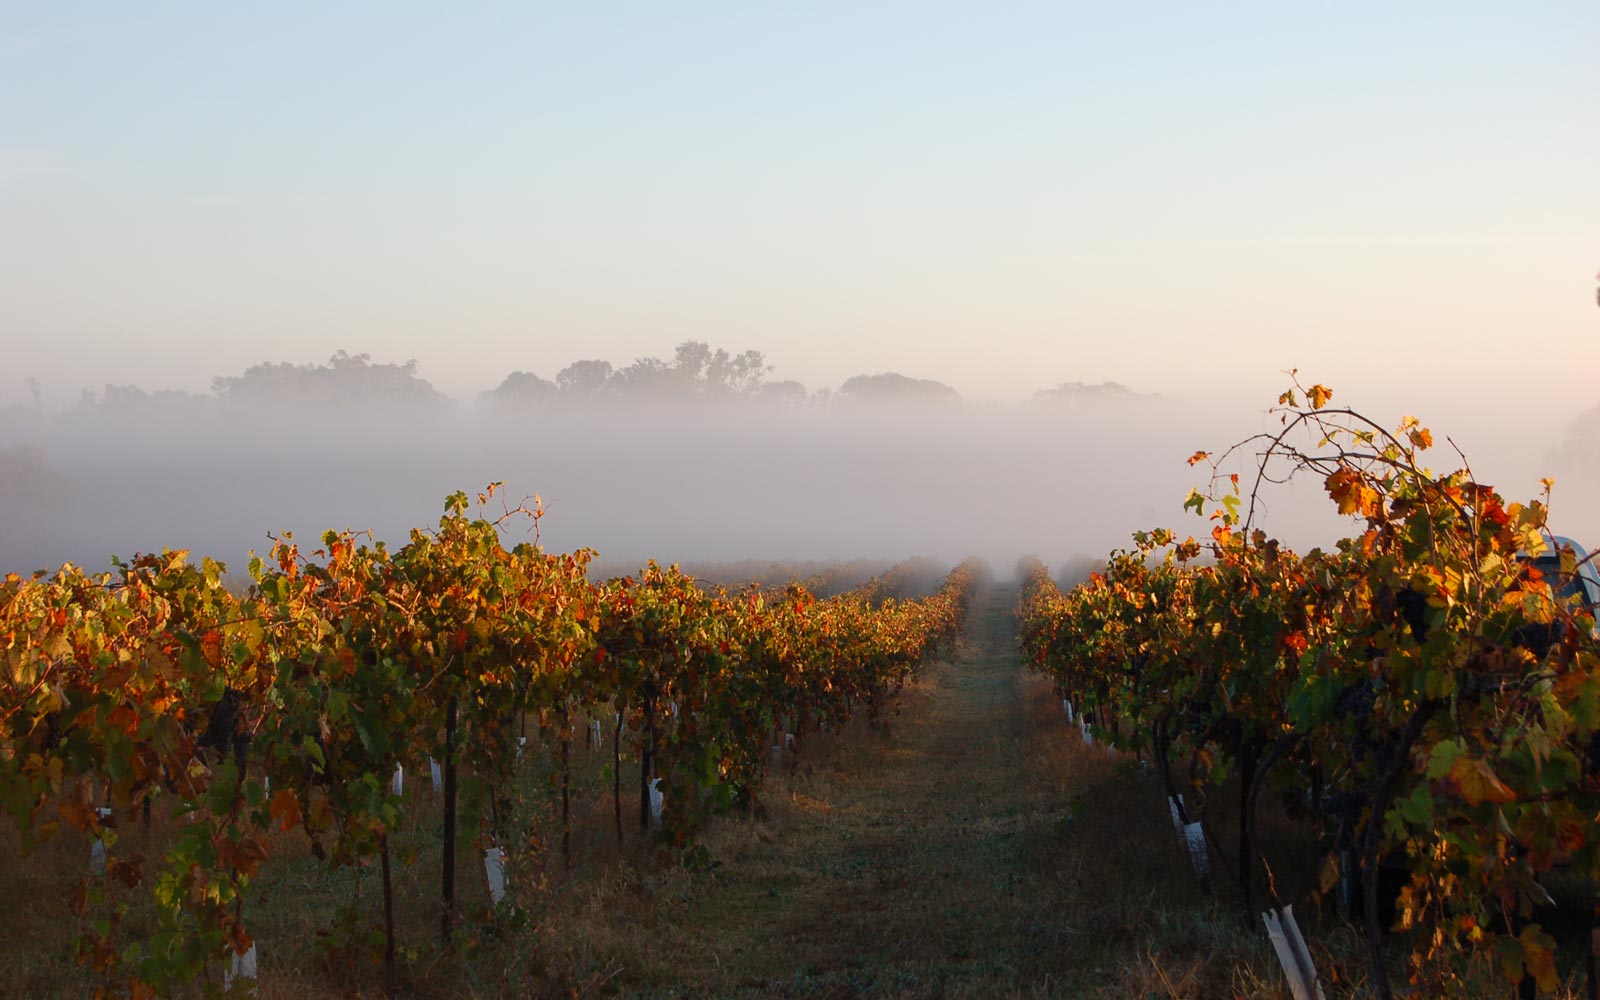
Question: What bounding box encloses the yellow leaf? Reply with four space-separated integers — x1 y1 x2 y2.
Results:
1308 384 1332 409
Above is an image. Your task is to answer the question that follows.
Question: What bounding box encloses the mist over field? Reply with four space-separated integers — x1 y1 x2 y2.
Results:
3 348 1596 581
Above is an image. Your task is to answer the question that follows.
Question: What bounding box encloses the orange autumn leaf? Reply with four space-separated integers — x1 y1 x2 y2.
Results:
223 836 270 878
1447 755 1516 806
269 787 303 832
200 629 223 669
1325 467 1381 518
58 793 96 832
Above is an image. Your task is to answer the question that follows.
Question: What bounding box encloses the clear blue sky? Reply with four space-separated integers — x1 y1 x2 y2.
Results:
3 2 1596 410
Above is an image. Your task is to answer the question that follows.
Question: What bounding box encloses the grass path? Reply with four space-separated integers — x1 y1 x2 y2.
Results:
682 581 1074 994
551 582 1279 999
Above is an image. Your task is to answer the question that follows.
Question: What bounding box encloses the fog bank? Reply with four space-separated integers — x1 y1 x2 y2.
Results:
3 372 1596 580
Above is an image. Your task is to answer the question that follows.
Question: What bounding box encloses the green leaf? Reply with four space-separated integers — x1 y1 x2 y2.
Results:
1396 785 1433 827
1425 738 1465 780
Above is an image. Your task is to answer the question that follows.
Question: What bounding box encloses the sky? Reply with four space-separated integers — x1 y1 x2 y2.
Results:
3 2 1596 414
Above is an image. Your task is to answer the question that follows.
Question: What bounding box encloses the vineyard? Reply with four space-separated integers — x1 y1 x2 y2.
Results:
6 385 1600 999
1020 383 1600 998
0 486 981 997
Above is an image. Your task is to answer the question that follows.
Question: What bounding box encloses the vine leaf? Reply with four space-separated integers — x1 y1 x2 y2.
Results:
1324 467 1379 517
1447 756 1516 806
1497 925 1559 989
269 788 302 832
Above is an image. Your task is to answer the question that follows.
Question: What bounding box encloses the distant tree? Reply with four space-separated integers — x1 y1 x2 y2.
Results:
601 341 773 401
211 351 447 408
754 379 810 405
1550 402 1600 476
611 356 682 397
674 341 770 396
0 379 47 436
484 370 558 405
671 341 714 385
555 359 615 395
68 384 211 418
1055 554 1107 589
1029 380 1149 407
0 444 67 515
836 372 961 406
